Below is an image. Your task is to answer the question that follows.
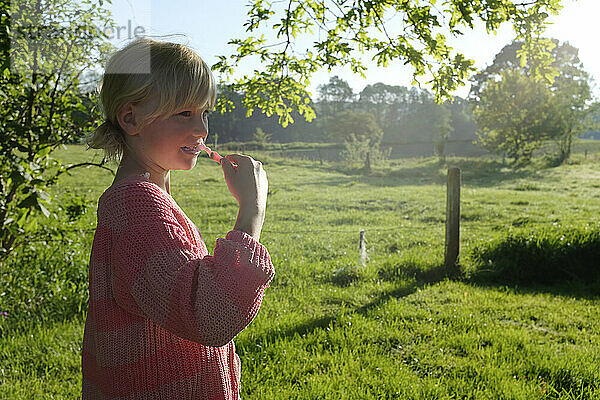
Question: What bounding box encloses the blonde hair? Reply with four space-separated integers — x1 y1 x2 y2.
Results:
85 38 216 164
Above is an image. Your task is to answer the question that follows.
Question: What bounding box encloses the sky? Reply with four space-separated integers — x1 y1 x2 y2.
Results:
103 0 600 99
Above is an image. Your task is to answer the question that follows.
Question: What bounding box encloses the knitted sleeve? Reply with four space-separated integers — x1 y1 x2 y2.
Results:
101 180 275 347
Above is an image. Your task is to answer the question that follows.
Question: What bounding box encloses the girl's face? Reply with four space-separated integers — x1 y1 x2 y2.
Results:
129 101 210 173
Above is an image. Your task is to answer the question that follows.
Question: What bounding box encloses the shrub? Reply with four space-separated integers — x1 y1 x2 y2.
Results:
469 225 600 284
340 135 391 170
253 128 272 144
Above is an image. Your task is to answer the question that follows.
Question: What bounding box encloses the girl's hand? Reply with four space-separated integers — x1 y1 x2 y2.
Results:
221 154 268 241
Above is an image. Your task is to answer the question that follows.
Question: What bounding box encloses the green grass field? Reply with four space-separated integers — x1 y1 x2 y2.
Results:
1 145 599 399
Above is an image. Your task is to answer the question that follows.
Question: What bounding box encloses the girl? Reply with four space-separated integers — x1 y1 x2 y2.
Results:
81 38 274 399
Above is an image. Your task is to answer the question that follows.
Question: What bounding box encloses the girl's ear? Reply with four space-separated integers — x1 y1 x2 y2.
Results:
116 103 140 136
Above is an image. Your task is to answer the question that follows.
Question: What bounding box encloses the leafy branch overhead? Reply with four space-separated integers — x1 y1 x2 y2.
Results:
213 0 562 125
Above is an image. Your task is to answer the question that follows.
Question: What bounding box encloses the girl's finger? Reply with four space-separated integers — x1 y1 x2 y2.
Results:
221 155 235 173
227 153 252 163
225 155 239 168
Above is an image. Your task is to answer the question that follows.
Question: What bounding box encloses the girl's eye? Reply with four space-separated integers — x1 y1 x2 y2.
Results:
178 111 192 117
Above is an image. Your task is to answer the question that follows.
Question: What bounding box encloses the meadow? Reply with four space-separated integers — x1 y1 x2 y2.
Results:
1 144 599 399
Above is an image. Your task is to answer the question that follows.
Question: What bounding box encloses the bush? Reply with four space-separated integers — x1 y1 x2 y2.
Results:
340 135 391 168
469 225 600 284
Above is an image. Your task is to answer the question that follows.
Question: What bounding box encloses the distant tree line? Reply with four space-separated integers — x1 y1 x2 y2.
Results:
209 78 477 150
210 38 597 168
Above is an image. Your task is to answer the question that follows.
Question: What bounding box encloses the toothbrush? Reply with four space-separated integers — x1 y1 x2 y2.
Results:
198 141 237 167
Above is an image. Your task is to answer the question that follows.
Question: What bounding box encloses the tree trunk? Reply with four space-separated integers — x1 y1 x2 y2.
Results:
364 151 371 173
564 132 573 161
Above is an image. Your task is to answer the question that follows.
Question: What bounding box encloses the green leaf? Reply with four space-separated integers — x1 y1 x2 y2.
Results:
38 202 50 218
35 146 52 159
37 190 51 202
16 209 29 227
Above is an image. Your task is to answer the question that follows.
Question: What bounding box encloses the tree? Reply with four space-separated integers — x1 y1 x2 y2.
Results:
326 110 381 144
470 39 588 99
0 0 113 260
358 83 410 133
253 127 272 145
214 0 562 127
471 39 594 164
208 85 248 142
548 43 595 161
473 70 554 164
447 97 477 142
317 75 354 117
385 87 453 154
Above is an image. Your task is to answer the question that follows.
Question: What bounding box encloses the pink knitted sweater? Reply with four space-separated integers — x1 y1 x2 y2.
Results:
81 174 275 399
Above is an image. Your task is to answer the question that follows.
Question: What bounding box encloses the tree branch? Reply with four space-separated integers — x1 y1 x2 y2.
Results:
277 0 294 76
46 40 75 144
64 161 115 175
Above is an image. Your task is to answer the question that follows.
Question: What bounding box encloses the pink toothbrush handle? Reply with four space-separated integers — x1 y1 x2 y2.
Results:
209 151 237 167
209 151 223 163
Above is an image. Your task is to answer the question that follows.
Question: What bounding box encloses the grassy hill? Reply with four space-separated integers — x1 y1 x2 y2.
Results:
0 145 599 399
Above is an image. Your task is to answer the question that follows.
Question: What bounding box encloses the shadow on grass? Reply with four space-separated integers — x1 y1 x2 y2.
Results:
242 248 599 352
451 159 538 187
376 261 462 284
465 277 600 301
315 157 563 189
237 262 462 349
236 280 423 351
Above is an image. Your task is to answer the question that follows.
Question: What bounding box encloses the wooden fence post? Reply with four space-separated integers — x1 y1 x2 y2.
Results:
359 230 367 267
445 168 461 269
